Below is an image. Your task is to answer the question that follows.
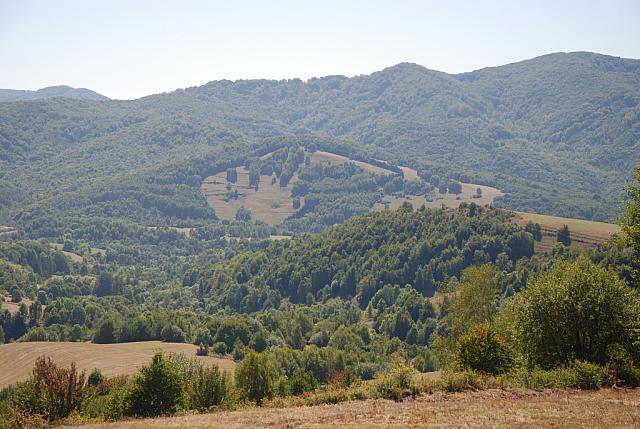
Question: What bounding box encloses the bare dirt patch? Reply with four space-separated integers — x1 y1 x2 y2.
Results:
0 341 236 388
67 388 640 429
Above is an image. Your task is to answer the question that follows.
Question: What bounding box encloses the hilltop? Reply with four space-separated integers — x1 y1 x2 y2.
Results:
0 85 109 102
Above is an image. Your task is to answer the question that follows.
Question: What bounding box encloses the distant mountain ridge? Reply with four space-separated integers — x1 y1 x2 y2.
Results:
0 85 109 102
0 52 638 234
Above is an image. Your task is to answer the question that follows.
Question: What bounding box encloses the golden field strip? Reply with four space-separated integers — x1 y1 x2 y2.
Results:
0 341 235 389
67 388 640 429
513 211 621 254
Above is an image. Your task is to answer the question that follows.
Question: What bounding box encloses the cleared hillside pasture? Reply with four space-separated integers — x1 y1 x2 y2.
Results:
309 150 395 176
513 211 621 254
1 295 34 315
66 388 640 429
49 243 84 263
376 166 504 211
0 226 17 239
201 168 299 226
0 341 235 389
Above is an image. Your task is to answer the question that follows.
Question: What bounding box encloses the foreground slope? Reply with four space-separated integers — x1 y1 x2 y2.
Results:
68 389 640 429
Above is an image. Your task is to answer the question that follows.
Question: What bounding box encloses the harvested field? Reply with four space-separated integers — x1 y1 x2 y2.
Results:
513 211 620 254
0 341 235 389
67 388 640 429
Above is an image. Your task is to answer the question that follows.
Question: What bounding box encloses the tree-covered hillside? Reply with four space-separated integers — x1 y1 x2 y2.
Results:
0 85 109 102
1 52 638 235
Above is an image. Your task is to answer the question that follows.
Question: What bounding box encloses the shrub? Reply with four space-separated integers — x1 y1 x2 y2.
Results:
455 324 513 374
196 343 209 356
87 368 104 387
373 363 417 401
10 288 22 303
607 343 640 386
439 370 485 392
503 257 640 368
570 360 608 390
287 369 318 396
190 365 230 411
102 379 132 421
212 341 228 355
235 352 277 404
353 362 378 381
161 324 186 343
31 356 86 421
126 353 183 417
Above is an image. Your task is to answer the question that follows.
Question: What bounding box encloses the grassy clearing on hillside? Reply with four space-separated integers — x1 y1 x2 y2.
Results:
513 211 621 254
65 388 640 429
0 341 235 389
375 171 504 211
0 295 35 315
0 226 17 239
49 243 84 263
309 151 394 176
201 150 504 228
201 168 299 226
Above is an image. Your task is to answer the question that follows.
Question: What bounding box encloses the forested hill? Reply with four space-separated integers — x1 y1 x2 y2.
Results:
200 204 534 312
191 52 639 219
1 52 638 233
0 85 109 102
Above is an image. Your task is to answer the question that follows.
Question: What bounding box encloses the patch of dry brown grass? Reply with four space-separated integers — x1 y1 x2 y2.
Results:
65 388 640 429
513 211 620 254
0 341 235 389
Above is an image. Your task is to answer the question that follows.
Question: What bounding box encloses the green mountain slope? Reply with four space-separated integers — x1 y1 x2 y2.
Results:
0 52 638 236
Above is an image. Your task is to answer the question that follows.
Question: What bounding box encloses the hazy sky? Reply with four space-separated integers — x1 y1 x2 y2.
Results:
1 0 639 99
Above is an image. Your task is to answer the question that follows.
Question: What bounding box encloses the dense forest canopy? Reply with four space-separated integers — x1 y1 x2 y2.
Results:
1 52 639 238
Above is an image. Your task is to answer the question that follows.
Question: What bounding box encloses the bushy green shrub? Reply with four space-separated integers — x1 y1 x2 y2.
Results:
353 362 378 380
439 370 485 392
373 363 417 401
161 324 186 343
235 351 277 404
189 365 231 411
607 343 640 386
212 341 228 355
126 353 183 417
570 360 608 390
287 369 317 396
455 324 513 375
87 368 104 387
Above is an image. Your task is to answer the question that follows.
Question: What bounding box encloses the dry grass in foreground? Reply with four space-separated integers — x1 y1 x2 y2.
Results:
0 341 235 389
67 388 640 429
